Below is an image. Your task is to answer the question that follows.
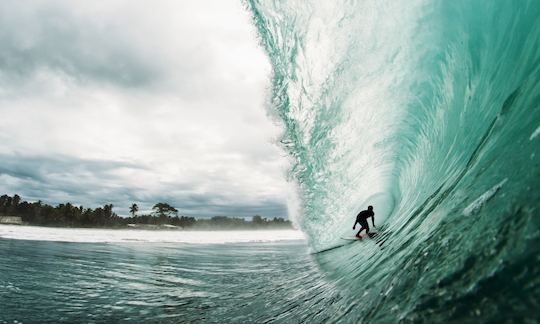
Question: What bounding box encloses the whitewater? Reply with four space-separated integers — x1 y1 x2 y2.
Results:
0 225 303 244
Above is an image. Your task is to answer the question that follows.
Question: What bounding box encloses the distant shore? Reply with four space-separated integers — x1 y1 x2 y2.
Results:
0 194 293 230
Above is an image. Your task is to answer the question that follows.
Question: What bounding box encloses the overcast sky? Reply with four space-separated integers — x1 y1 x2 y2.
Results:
0 0 290 218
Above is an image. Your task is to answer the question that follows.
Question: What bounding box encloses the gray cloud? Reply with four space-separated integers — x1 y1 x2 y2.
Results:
0 0 290 219
0 153 143 181
0 153 145 205
0 153 287 217
0 0 161 88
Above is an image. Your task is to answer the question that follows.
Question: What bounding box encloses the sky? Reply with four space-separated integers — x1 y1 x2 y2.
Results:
0 0 291 218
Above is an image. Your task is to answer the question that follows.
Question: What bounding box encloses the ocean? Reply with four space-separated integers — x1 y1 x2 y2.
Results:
1 227 329 323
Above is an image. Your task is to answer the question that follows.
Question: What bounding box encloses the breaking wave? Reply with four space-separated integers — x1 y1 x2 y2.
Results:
248 0 540 321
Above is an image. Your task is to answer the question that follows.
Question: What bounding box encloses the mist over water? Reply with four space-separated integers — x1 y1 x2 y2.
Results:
248 0 540 321
0 225 303 244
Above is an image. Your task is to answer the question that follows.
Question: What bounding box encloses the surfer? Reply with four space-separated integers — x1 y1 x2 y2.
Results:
353 205 375 238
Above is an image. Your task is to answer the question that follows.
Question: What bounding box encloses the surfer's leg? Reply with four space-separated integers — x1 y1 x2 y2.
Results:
357 220 368 237
356 226 366 237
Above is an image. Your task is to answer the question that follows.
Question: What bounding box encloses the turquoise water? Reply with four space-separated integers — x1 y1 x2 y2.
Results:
1 238 350 323
246 0 540 321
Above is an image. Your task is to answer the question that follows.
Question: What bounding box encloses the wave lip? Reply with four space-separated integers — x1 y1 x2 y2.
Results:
0 225 305 244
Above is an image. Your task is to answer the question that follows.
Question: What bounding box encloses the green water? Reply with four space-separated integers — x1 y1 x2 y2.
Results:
1 238 352 323
247 0 540 321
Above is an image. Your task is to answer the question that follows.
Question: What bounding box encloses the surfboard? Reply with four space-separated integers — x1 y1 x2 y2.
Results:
313 232 382 254
341 232 378 240
311 241 354 254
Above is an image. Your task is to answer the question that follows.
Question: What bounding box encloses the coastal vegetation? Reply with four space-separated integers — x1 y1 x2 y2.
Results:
0 194 292 229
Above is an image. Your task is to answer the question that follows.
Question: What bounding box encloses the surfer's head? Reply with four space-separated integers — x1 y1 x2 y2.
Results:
368 205 373 211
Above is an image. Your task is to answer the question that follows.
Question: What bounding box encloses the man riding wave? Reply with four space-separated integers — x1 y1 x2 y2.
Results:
353 205 375 238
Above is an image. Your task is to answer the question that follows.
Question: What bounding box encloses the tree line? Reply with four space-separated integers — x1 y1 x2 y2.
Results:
0 194 292 229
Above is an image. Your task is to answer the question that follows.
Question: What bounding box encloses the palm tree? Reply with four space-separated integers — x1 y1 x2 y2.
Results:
12 194 21 206
129 203 138 217
152 203 178 218
104 204 114 217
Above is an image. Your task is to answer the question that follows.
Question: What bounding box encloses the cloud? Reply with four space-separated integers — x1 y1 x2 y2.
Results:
0 153 287 217
0 0 161 88
0 0 289 218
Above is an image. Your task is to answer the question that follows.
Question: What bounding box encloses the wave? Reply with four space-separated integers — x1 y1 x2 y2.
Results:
0 225 304 244
248 0 540 321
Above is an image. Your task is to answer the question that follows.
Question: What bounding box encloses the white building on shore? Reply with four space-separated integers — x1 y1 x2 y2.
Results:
0 216 23 225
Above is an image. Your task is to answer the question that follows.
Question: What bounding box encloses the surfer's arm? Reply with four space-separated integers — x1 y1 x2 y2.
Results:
371 215 375 227
353 218 358 229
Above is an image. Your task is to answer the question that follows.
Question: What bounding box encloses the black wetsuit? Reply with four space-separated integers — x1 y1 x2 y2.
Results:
355 209 374 236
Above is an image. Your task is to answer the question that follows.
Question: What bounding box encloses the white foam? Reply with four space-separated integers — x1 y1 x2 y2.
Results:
0 225 305 244
463 178 508 216
529 125 540 140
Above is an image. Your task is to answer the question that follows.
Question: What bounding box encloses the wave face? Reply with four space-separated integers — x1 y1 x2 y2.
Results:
248 0 540 321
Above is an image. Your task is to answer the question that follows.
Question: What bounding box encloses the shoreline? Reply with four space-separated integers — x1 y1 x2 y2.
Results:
0 224 305 244
0 223 296 231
